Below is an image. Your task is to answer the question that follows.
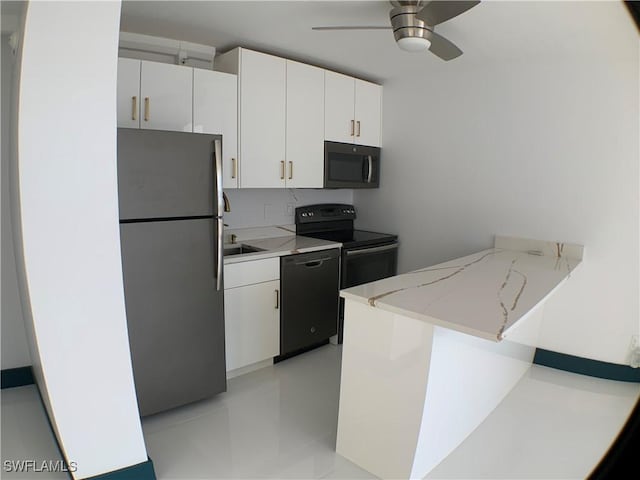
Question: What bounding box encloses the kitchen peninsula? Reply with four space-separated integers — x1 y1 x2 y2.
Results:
336 235 584 479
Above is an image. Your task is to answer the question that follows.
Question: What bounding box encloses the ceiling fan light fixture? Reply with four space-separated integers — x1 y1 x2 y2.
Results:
390 4 433 53
397 36 431 52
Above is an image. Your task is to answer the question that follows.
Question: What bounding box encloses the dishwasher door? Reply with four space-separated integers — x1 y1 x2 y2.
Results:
280 248 340 357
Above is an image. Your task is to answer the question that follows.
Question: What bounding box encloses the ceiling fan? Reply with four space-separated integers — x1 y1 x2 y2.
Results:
312 1 480 61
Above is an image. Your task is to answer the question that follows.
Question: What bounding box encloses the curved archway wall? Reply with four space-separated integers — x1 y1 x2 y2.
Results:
16 1 149 478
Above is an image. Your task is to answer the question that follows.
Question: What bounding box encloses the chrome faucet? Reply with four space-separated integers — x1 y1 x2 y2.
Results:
222 192 231 212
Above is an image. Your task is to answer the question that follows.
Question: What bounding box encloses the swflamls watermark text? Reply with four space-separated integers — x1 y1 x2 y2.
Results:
3 459 78 473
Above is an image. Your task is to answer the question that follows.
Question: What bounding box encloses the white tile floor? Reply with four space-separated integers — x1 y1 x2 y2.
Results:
1 344 639 480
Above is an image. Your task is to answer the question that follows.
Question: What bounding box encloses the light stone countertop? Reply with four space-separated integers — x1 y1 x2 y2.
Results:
341 236 584 342
223 226 341 265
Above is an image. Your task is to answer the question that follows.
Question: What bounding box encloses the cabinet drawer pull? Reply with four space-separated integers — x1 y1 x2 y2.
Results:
231 158 237 179
288 161 293 180
280 160 285 180
275 289 279 309
350 119 355 136
356 120 361 137
131 96 137 120
144 97 150 122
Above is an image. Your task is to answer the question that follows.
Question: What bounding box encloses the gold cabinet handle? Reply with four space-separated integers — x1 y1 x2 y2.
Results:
144 97 150 122
275 289 279 309
280 160 285 180
356 120 361 137
231 158 237 179
131 96 137 120
288 161 293 180
350 119 355 136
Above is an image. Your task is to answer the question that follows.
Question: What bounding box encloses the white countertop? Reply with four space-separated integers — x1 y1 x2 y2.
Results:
341 236 583 342
223 226 341 265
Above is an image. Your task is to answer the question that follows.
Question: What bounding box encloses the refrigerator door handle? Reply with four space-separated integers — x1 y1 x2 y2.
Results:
214 139 224 217
215 218 224 291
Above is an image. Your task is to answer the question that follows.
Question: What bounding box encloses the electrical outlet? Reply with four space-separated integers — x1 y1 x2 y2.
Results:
286 203 294 216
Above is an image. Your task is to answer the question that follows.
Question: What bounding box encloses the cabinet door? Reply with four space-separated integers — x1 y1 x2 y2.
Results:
224 280 280 372
324 70 355 144
140 61 193 132
239 50 286 188
286 60 324 188
354 79 382 147
117 58 140 128
194 69 239 189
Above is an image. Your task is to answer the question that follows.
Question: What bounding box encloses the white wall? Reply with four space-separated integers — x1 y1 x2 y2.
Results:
17 2 148 479
224 188 352 229
1 32 31 370
354 3 638 365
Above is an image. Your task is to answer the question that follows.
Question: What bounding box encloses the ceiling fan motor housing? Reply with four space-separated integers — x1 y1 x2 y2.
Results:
390 4 432 44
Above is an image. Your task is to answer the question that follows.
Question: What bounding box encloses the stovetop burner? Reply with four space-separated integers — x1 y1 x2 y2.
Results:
295 204 397 249
305 229 396 248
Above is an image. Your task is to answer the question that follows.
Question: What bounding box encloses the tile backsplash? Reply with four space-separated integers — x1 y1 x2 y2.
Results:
223 188 353 229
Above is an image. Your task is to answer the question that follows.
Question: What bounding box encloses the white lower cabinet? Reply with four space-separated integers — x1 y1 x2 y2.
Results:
224 258 280 373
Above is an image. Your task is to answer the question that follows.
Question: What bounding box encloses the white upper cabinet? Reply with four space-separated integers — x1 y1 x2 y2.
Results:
354 80 382 147
286 60 325 188
214 47 384 188
139 60 193 132
117 59 193 132
324 70 356 144
238 49 287 188
325 71 382 147
193 69 239 189
117 58 141 128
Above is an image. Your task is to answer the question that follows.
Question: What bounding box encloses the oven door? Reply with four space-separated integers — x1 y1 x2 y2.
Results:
341 242 398 289
338 242 398 343
324 141 380 189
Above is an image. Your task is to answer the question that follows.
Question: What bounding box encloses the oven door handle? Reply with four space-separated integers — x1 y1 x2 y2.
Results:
345 243 398 256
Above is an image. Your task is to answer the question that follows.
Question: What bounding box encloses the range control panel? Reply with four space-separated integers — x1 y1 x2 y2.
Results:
295 204 357 224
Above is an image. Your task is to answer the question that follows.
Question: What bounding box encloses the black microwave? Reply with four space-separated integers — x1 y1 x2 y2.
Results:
324 141 380 189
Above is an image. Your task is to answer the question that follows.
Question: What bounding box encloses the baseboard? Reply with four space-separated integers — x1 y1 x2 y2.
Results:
1 366 34 389
226 358 274 380
85 458 156 480
534 348 640 383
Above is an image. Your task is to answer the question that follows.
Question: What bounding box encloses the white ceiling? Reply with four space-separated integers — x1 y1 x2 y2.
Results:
119 1 637 84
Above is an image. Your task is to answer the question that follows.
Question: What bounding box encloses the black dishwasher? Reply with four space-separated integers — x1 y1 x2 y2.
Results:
278 248 340 359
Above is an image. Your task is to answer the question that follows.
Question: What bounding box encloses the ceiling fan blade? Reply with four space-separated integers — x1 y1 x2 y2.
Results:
312 26 392 31
416 1 480 26
426 30 463 61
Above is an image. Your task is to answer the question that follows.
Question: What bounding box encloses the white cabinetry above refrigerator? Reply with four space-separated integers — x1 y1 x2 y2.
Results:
117 58 239 186
117 58 192 132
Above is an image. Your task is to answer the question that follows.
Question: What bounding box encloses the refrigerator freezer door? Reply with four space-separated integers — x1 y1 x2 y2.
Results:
117 128 221 220
120 218 226 416
214 139 224 218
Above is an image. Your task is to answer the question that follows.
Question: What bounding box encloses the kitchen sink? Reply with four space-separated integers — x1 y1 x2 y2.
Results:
223 244 265 256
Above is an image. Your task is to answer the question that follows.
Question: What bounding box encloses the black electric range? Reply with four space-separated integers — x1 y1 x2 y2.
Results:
295 204 399 343
296 204 397 250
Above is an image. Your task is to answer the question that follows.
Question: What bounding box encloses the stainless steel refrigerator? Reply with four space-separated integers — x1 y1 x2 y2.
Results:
117 128 226 417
